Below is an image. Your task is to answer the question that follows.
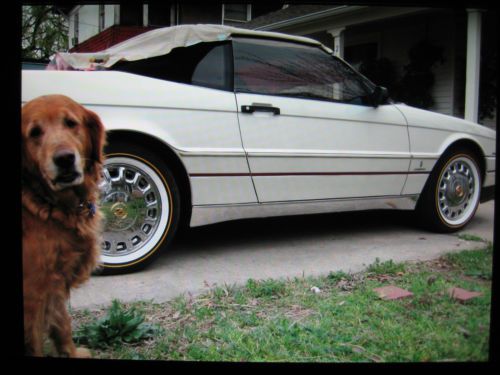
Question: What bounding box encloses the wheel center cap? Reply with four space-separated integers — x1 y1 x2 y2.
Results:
447 175 469 206
112 202 128 219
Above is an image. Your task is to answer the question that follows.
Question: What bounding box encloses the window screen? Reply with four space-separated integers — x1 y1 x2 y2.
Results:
233 37 374 104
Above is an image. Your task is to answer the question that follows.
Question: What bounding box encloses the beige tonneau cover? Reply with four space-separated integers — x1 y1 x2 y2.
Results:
47 24 333 71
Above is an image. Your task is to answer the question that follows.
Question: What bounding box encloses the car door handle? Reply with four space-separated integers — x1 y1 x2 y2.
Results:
241 104 280 115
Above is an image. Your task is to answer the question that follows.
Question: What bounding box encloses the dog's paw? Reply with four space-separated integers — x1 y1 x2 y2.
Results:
74 347 92 358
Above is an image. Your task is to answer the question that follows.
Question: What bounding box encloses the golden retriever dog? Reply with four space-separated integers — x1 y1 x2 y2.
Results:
22 95 106 357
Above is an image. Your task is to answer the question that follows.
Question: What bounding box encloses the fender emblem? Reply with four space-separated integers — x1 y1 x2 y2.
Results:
414 160 426 171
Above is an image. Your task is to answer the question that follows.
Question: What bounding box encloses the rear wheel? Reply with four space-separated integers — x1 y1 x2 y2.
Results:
416 149 481 233
97 142 180 274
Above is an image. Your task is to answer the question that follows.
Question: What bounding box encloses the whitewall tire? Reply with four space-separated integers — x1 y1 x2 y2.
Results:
97 142 180 274
417 149 481 233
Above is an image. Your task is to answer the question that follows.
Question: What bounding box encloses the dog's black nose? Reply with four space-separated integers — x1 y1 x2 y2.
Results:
53 151 76 169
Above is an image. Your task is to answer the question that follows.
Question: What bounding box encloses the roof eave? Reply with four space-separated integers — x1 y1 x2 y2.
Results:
253 5 367 31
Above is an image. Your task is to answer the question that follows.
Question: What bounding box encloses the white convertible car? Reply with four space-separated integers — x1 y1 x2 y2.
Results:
22 24 496 274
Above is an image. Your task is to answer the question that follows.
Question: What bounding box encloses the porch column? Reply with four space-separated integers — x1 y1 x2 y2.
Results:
327 27 345 59
464 9 482 123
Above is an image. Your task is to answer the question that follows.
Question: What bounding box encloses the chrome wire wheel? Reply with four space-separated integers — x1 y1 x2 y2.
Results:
436 155 480 227
99 155 172 267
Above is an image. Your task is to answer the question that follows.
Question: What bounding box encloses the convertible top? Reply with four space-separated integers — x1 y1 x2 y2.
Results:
47 24 333 71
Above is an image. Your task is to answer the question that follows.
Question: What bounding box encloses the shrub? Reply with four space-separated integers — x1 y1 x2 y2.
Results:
74 300 163 349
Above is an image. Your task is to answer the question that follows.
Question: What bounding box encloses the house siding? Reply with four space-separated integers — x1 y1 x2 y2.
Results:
427 14 455 116
78 5 100 44
104 5 115 29
68 11 75 48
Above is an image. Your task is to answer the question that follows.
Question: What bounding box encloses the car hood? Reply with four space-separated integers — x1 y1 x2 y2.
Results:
394 103 496 140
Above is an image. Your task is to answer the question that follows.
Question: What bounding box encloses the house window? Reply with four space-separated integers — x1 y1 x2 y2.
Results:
98 4 105 32
223 4 251 24
148 2 171 27
72 12 79 46
120 3 143 26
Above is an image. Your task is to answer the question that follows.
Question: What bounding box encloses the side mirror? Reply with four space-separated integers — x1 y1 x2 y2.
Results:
370 86 389 107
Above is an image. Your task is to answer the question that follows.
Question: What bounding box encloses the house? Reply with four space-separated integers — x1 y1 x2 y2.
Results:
63 3 283 52
60 4 496 128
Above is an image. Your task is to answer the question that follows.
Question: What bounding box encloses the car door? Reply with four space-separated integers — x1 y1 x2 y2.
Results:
233 37 411 203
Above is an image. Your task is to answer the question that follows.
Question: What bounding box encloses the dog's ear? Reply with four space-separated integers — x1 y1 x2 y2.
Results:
84 108 106 169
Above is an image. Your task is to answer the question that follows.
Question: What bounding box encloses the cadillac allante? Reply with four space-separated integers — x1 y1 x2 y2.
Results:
22 24 496 274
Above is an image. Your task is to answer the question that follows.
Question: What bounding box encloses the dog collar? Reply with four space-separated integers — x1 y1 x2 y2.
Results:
78 201 96 218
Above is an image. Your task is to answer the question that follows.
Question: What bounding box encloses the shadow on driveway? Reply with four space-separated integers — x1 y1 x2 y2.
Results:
165 209 419 259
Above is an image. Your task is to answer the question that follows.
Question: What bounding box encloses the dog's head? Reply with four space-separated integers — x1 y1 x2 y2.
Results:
22 95 106 192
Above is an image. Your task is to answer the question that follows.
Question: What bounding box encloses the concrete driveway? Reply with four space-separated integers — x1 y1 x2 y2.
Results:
70 200 495 310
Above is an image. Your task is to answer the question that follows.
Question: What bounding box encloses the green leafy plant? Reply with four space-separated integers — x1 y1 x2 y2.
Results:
22 5 68 60
357 40 444 110
359 57 400 97
74 300 163 349
396 39 445 109
479 46 497 121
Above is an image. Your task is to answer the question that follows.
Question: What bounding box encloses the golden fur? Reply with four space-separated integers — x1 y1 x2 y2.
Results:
22 95 106 357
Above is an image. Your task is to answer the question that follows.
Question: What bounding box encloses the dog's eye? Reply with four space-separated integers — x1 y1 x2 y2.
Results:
29 126 42 139
64 118 78 129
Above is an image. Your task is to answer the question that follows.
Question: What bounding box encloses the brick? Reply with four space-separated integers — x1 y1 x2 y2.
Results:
448 287 483 302
373 286 413 300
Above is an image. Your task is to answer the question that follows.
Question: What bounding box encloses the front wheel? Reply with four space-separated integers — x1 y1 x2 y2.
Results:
416 150 482 233
97 142 180 274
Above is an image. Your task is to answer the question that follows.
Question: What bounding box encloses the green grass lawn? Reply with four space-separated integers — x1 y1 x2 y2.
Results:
71 243 493 362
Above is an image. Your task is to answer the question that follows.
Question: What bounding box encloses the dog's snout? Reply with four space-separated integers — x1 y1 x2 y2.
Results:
51 148 82 187
53 150 76 169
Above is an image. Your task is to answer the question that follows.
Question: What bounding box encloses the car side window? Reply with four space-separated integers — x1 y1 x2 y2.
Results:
233 37 374 104
111 41 232 91
191 43 232 90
